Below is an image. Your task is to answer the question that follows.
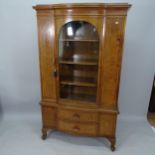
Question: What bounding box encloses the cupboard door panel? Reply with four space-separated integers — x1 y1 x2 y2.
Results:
100 17 126 108
37 12 57 100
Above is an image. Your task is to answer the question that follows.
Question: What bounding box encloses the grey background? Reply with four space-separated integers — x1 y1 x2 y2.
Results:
0 0 155 121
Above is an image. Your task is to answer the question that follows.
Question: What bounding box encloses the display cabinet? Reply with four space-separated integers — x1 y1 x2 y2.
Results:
33 3 131 151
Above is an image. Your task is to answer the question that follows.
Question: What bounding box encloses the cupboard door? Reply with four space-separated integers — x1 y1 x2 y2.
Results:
55 17 102 104
58 21 99 102
100 17 126 108
37 12 57 101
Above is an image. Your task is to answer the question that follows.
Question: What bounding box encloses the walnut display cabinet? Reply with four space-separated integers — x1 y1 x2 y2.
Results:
33 3 131 151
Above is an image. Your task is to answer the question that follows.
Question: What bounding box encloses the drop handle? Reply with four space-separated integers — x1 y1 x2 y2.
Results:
72 113 80 120
52 69 57 77
73 126 80 132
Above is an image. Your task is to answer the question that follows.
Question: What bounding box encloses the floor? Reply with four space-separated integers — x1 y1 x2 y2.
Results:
0 115 155 155
147 112 155 127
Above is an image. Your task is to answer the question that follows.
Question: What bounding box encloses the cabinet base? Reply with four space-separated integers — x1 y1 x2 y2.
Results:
41 127 116 151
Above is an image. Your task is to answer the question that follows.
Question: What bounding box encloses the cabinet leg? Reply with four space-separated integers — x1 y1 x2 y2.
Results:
108 137 116 151
41 128 48 140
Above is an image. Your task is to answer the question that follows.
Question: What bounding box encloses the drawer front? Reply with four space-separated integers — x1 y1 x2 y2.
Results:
58 120 97 135
58 109 98 123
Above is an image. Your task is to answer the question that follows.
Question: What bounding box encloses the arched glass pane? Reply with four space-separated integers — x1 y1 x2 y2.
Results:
59 21 99 102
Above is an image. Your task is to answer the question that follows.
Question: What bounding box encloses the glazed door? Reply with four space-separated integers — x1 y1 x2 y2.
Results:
56 19 102 104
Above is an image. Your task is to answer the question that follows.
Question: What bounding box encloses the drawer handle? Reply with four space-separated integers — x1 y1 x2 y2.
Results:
73 126 80 132
72 113 80 120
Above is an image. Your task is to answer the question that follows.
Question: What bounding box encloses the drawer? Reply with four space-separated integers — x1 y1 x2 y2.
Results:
58 120 97 135
58 109 98 123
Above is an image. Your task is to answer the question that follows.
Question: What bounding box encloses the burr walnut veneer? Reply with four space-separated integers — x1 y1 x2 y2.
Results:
33 3 131 151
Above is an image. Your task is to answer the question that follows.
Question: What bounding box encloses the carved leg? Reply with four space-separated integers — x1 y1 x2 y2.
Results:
108 137 116 151
41 128 48 140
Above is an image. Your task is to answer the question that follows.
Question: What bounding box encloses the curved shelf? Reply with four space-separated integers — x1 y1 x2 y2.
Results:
60 39 99 42
60 81 97 87
59 60 98 66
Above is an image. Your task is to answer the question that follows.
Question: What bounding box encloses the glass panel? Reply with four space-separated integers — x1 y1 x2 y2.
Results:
59 21 99 102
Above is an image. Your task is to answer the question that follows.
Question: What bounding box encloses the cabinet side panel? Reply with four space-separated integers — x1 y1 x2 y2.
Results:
36 12 57 100
100 16 126 108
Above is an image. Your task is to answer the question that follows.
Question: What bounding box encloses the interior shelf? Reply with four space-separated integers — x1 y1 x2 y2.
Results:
60 93 96 102
59 60 98 66
60 81 97 87
60 39 99 42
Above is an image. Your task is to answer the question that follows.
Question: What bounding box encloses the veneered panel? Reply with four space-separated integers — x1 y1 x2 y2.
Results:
42 106 57 128
99 113 116 136
100 17 126 108
37 11 57 100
